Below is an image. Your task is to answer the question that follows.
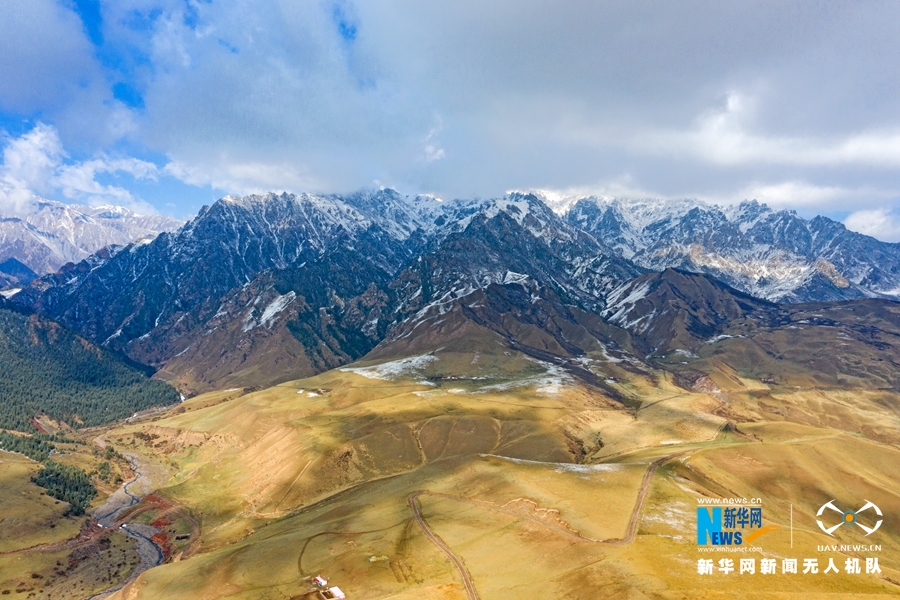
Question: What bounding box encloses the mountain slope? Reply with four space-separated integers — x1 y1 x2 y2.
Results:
563 196 900 302
0 297 179 431
368 196 646 392
599 268 900 390
138 239 398 393
14 191 645 393
132 193 644 393
15 188 900 397
387 193 643 318
656 296 900 391
13 191 434 356
601 268 775 354
0 257 37 288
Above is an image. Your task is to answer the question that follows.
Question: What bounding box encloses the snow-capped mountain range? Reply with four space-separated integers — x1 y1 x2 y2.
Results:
559 196 900 302
0 199 183 275
7 188 900 392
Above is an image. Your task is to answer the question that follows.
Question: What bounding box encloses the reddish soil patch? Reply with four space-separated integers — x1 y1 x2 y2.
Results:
150 514 173 529
143 493 174 511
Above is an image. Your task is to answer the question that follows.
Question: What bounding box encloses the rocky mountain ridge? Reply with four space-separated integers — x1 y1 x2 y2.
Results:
9 189 900 393
559 196 900 302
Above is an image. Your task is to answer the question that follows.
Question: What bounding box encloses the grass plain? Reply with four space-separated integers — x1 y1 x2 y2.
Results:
90 346 900 599
3 343 900 599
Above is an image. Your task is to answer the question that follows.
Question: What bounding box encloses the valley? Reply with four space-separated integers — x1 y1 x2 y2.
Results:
2 1 898 596
1 191 899 598
4 338 899 598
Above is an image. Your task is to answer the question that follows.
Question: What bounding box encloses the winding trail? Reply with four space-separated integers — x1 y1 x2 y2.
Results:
408 492 480 600
407 452 686 599
609 451 687 545
295 524 401 576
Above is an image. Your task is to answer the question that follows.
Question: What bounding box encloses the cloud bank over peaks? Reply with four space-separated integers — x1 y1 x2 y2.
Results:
844 208 900 243
630 92 900 169
526 177 900 243
0 124 159 215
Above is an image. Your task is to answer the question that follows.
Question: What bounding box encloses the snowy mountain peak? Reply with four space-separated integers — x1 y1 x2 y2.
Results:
566 196 900 302
0 198 183 274
12 186 900 396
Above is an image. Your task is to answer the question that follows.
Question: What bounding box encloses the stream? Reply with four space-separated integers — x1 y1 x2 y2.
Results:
85 452 165 600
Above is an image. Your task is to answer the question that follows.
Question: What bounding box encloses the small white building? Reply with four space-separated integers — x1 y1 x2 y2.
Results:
321 586 345 600
313 575 328 587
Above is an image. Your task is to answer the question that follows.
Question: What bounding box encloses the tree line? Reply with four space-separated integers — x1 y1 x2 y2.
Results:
0 306 180 432
0 431 99 514
0 431 84 462
31 461 97 516
0 431 56 461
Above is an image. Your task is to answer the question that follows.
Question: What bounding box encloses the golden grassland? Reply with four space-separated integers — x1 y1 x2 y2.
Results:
0 452 81 553
4 345 900 598
92 349 900 598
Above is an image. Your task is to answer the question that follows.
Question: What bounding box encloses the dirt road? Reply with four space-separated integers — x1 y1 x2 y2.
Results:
609 451 687 545
406 452 685 599
408 492 480 600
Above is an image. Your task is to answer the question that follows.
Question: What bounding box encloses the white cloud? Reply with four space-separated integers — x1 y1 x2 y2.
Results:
423 144 445 163
704 180 896 211
626 92 900 169
163 158 323 197
55 157 158 207
0 124 159 214
523 178 900 225
422 115 445 163
728 181 848 207
0 1 99 113
844 208 900 243
0 123 65 206
3 2 900 216
124 0 435 195
0 124 65 213
516 176 673 213
530 176 819 208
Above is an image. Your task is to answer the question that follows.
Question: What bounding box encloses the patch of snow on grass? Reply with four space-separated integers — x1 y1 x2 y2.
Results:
642 499 694 534
705 334 737 344
597 344 624 364
673 348 698 358
479 454 625 473
478 358 572 395
340 354 438 380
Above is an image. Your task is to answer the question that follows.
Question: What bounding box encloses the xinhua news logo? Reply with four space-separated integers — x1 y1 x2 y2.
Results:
816 500 883 537
697 504 775 546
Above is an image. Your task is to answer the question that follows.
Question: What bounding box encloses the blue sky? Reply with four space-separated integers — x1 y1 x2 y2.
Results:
1 1 900 239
